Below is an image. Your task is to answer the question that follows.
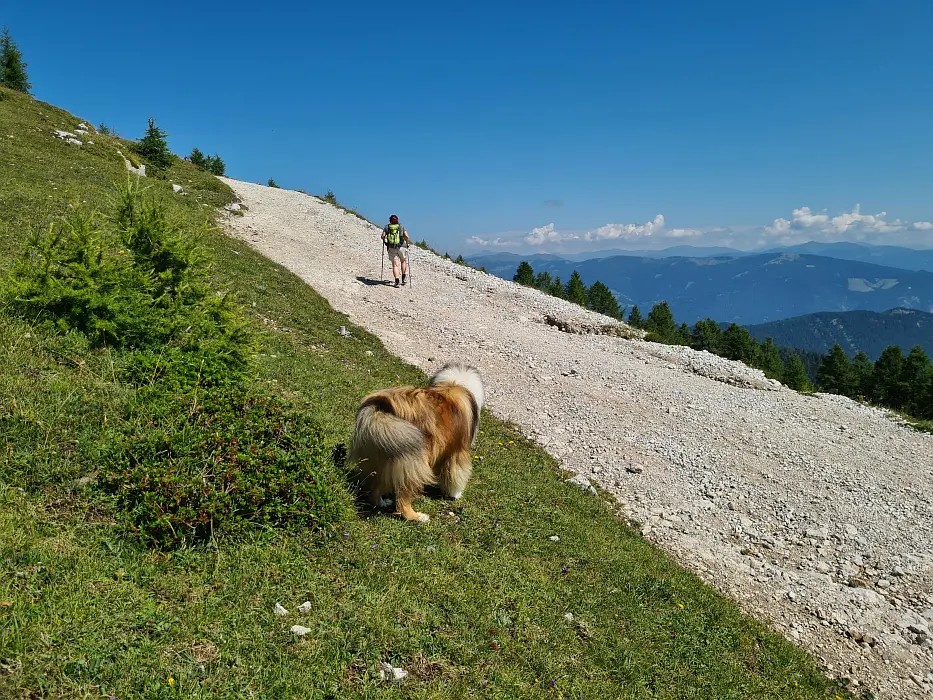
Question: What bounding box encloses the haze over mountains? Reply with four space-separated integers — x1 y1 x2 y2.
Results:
535 241 933 270
469 249 933 326
745 308 933 360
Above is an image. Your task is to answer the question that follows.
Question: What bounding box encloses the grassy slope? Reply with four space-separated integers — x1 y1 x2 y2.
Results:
0 87 859 699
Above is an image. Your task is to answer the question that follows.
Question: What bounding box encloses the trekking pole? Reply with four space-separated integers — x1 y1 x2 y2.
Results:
381 242 385 283
407 244 413 289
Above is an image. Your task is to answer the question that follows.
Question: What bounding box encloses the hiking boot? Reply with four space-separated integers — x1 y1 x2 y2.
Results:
401 276 407 286
394 279 400 288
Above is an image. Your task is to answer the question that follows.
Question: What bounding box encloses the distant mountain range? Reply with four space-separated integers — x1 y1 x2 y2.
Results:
468 251 933 326
746 308 933 360
523 241 933 271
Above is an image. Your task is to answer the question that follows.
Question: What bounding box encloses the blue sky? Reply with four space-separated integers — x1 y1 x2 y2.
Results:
5 0 932 253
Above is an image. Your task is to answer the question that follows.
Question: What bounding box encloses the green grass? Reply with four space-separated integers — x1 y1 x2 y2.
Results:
0 86 864 698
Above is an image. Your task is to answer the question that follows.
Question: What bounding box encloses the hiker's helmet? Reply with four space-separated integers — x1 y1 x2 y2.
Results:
389 214 399 224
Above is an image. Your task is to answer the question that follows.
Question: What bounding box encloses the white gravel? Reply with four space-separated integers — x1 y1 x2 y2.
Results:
221 178 933 699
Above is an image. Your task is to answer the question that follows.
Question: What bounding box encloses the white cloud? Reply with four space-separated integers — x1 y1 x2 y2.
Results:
466 235 517 248
525 223 580 245
585 214 665 241
463 205 933 255
666 227 703 238
765 204 925 238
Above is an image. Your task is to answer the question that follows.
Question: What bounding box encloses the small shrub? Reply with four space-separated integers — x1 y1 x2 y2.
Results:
267 178 280 188
204 153 226 176
2 178 254 388
98 123 112 135
99 391 352 547
134 117 173 172
322 189 337 205
189 147 206 168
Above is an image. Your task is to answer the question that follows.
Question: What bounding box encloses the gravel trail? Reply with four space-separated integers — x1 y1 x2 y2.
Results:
221 178 933 698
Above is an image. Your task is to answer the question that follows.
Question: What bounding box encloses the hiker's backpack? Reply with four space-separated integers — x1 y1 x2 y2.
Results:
385 223 403 246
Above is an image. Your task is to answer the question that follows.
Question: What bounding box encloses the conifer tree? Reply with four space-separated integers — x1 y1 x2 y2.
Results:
135 117 173 171
900 346 933 417
533 270 553 291
720 323 758 364
757 337 784 378
549 276 564 298
691 318 722 353
816 344 854 396
0 27 31 94
850 351 874 398
627 305 643 327
782 354 812 392
677 322 692 345
513 261 535 286
644 301 677 342
564 270 588 307
586 280 620 318
188 147 206 168
872 345 904 407
203 154 226 176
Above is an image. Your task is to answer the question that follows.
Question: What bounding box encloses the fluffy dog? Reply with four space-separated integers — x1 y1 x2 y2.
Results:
349 363 484 522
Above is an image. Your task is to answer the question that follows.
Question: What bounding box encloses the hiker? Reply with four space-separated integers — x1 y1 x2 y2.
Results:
381 214 411 287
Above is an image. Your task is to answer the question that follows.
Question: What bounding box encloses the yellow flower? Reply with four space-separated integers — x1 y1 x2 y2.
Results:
168 677 175 687
676 603 684 609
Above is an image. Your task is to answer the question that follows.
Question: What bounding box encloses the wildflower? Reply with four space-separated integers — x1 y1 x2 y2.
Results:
168 677 175 687
676 603 684 609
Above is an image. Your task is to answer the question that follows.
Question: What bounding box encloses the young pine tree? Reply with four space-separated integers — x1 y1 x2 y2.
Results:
850 351 874 399
691 318 723 354
0 27 31 94
513 261 535 286
135 117 173 171
627 305 644 328
564 270 588 307
676 322 692 345
586 280 621 319
644 301 677 343
757 337 784 379
206 154 226 176
188 147 206 168
549 276 564 298
900 346 933 418
720 324 758 364
782 354 812 392
533 270 553 292
872 345 904 407
816 344 855 396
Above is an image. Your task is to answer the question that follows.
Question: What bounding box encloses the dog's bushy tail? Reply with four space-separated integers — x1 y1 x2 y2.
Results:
349 404 434 496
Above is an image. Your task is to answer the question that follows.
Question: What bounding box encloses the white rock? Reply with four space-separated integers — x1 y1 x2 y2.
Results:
378 662 408 681
297 601 313 613
565 473 597 496
172 184 185 194
549 535 560 541
290 625 311 636
273 603 288 616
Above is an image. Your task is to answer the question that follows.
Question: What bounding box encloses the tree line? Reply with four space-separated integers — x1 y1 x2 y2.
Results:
513 261 622 319
513 261 933 421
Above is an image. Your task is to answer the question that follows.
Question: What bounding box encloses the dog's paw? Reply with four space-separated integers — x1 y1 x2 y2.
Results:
414 512 430 523
449 490 463 500
379 497 394 508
